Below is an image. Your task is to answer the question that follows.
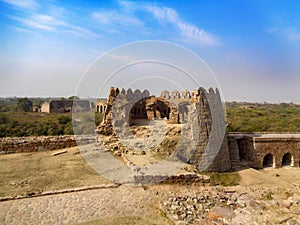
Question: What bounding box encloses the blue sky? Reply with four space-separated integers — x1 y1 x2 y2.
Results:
1 0 300 102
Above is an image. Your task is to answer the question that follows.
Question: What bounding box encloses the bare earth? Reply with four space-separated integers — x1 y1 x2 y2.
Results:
0 147 110 197
0 147 300 224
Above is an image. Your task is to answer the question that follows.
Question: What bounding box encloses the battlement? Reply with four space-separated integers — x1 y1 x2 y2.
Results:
106 86 221 102
160 87 220 100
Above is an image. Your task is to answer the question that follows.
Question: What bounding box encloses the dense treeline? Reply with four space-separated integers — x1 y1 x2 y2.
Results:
0 112 103 137
0 97 46 112
226 102 300 132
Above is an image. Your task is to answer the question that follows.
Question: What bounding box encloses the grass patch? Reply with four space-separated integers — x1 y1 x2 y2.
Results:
203 172 241 186
265 191 274 200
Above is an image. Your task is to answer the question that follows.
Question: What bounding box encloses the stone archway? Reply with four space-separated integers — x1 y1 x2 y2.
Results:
281 153 294 167
263 153 274 168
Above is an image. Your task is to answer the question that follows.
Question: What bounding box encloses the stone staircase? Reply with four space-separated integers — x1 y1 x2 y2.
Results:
227 136 249 171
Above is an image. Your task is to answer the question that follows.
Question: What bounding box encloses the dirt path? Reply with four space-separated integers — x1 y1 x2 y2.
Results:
0 185 163 225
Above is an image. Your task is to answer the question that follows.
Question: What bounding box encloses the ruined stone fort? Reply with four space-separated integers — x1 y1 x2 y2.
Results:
97 87 300 172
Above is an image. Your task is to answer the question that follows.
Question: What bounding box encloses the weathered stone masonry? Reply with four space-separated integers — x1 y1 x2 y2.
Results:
0 136 96 154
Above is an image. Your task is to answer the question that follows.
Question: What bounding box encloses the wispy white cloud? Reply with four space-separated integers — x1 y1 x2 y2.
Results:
14 27 36 33
2 0 99 39
92 1 220 46
3 0 219 45
146 5 219 46
11 12 100 39
12 15 56 31
0 0 38 10
92 10 144 27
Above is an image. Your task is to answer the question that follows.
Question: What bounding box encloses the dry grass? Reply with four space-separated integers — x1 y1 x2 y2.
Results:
0 146 110 197
202 172 241 186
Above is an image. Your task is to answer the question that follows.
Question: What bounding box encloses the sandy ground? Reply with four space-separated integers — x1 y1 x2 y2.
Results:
238 166 300 188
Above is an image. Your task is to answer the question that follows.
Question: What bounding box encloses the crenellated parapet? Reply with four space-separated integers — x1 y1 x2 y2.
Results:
159 87 222 102
97 87 153 135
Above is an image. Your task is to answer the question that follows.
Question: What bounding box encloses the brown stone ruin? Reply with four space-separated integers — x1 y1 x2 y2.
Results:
40 100 91 113
97 86 231 172
130 96 179 124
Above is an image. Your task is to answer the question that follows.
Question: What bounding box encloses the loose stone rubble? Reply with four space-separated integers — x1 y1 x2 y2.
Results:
159 187 300 224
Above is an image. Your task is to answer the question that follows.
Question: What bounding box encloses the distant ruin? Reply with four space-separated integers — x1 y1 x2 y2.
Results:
40 100 91 113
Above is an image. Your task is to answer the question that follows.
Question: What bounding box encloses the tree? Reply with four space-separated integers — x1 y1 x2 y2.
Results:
68 96 79 100
17 98 33 112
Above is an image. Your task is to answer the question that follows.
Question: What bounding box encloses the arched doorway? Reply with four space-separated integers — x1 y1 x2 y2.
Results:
263 154 274 168
281 153 293 166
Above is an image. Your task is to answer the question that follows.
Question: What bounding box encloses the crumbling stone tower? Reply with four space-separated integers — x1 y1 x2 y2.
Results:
97 86 231 172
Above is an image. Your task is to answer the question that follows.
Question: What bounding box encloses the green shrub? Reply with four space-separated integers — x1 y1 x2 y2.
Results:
203 172 241 186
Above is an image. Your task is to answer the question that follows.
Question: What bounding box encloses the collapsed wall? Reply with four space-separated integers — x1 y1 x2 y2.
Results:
0 136 96 154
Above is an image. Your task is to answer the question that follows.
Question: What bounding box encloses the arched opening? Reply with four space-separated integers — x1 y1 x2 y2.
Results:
281 153 293 167
100 105 103 113
263 154 274 168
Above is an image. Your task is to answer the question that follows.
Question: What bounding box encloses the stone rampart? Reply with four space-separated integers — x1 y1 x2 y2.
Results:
0 136 96 154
